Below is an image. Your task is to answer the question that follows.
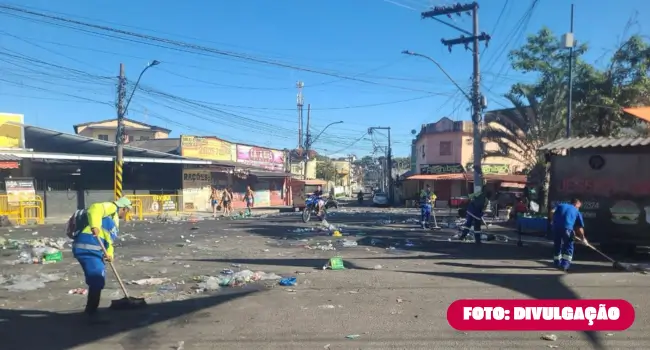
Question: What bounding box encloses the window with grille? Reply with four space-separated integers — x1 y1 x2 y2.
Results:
439 141 452 156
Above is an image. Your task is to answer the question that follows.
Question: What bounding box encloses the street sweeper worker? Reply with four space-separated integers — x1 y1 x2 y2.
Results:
459 185 492 244
552 198 586 272
86 197 132 233
72 215 119 323
419 185 436 229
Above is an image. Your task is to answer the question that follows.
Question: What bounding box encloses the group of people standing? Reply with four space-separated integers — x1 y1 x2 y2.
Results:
210 185 256 217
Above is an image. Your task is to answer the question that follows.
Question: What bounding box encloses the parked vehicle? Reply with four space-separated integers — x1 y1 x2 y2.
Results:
302 195 327 223
325 197 338 210
372 192 388 207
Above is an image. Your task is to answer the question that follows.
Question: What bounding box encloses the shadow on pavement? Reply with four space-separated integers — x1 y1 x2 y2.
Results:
393 269 606 350
0 286 263 350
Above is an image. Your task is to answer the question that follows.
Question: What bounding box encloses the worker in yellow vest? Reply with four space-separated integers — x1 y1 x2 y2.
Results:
419 185 437 229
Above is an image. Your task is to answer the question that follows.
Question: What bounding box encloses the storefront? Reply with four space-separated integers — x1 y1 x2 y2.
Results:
404 163 526 206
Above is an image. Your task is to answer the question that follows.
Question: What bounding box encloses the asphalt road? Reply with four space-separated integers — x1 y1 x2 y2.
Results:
0 202 649 349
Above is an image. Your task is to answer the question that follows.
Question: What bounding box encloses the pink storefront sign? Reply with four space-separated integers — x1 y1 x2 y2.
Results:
236 145 284 171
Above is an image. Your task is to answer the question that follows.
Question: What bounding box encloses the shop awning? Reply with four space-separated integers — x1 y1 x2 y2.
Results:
1 151 213 164
293 179 327 185
250 170 290 178
623 107 650 122
484 174 527 183
0 154 20 169
406 173 468 181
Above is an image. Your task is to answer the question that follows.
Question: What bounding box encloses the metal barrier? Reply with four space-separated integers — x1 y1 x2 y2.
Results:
126 194 188 220
0 195 45 225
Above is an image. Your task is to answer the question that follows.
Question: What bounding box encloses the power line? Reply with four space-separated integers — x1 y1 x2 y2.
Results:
0 4 447 95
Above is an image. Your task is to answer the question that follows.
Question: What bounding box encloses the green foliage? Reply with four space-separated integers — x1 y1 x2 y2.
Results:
316 159 337 181
483 25 650 210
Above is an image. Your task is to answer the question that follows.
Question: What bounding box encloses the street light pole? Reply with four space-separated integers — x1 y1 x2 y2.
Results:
115 60 160 200
303 120 344 179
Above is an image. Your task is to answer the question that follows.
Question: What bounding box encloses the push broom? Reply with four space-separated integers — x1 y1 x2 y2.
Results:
575 237 631 271
94 235 147 310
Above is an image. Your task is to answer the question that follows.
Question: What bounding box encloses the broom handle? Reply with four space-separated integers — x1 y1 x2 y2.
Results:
467 211 489 227
576 237 616 263
94 232 131 298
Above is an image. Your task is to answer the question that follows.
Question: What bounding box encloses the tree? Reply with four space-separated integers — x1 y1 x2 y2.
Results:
316 159 337 181
483 27 589 211
572 35 650 136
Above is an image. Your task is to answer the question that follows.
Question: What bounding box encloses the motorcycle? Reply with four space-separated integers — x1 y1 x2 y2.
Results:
302 195 327 223
325 198 338 210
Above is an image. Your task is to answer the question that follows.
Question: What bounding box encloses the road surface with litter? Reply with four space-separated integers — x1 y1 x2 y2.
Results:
0 204 649 349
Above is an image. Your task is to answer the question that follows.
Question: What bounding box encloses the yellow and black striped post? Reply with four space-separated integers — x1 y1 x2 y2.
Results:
114 159 123 200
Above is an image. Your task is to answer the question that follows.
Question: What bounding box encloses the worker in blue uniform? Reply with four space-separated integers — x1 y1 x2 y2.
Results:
552 198 586 271
419 185 436 229
73 215 119 323
459 186 492 244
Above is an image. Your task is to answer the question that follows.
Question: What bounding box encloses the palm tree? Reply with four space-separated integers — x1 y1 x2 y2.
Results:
481 87 565 212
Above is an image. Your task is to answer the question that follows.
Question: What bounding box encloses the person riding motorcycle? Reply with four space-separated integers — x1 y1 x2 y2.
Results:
312 185 325 215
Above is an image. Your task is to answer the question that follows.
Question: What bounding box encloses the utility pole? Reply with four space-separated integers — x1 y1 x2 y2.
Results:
115 63 126 200
563 4 576 138
422 2 490 193
296 81 304 149
368 127 393 204
114 60 159 201
303 104 311 179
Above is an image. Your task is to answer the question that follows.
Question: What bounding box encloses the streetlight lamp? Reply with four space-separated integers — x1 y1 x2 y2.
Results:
401 50 471 101
402 49 483 192
303 121 344 179
123 60 161 116
309 121 344 147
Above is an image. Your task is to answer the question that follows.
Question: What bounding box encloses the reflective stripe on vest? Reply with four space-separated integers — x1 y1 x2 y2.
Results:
73 243 102 251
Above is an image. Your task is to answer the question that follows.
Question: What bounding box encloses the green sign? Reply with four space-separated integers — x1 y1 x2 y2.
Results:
466 163 510 175
420 163 465 175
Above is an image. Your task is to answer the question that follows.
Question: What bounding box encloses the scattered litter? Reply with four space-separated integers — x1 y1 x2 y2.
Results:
128 278 171 286
68 288 88 295
541 334 558 341
323 257 345 270
318 304 335 309
17 247 62 265
196 277 221 291
373 265 383 269
337 239 357 247
396 298 403 303
132 256 155 263
1 273 63 292
158 284 177 293
194 270 281 289
279 277 297 286
174 341 185 350
345 334 361 339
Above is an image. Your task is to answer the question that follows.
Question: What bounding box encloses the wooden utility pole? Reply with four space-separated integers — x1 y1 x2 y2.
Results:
303 104 311 179
422 2 490 193
115 63 126 200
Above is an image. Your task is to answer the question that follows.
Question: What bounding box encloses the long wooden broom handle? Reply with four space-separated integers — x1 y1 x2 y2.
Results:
93 232 131 298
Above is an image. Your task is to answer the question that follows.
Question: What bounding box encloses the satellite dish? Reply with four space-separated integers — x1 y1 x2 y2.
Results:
411 129 417 135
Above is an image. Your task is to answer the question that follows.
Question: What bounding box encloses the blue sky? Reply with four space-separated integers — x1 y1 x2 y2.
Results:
0 0 648 158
